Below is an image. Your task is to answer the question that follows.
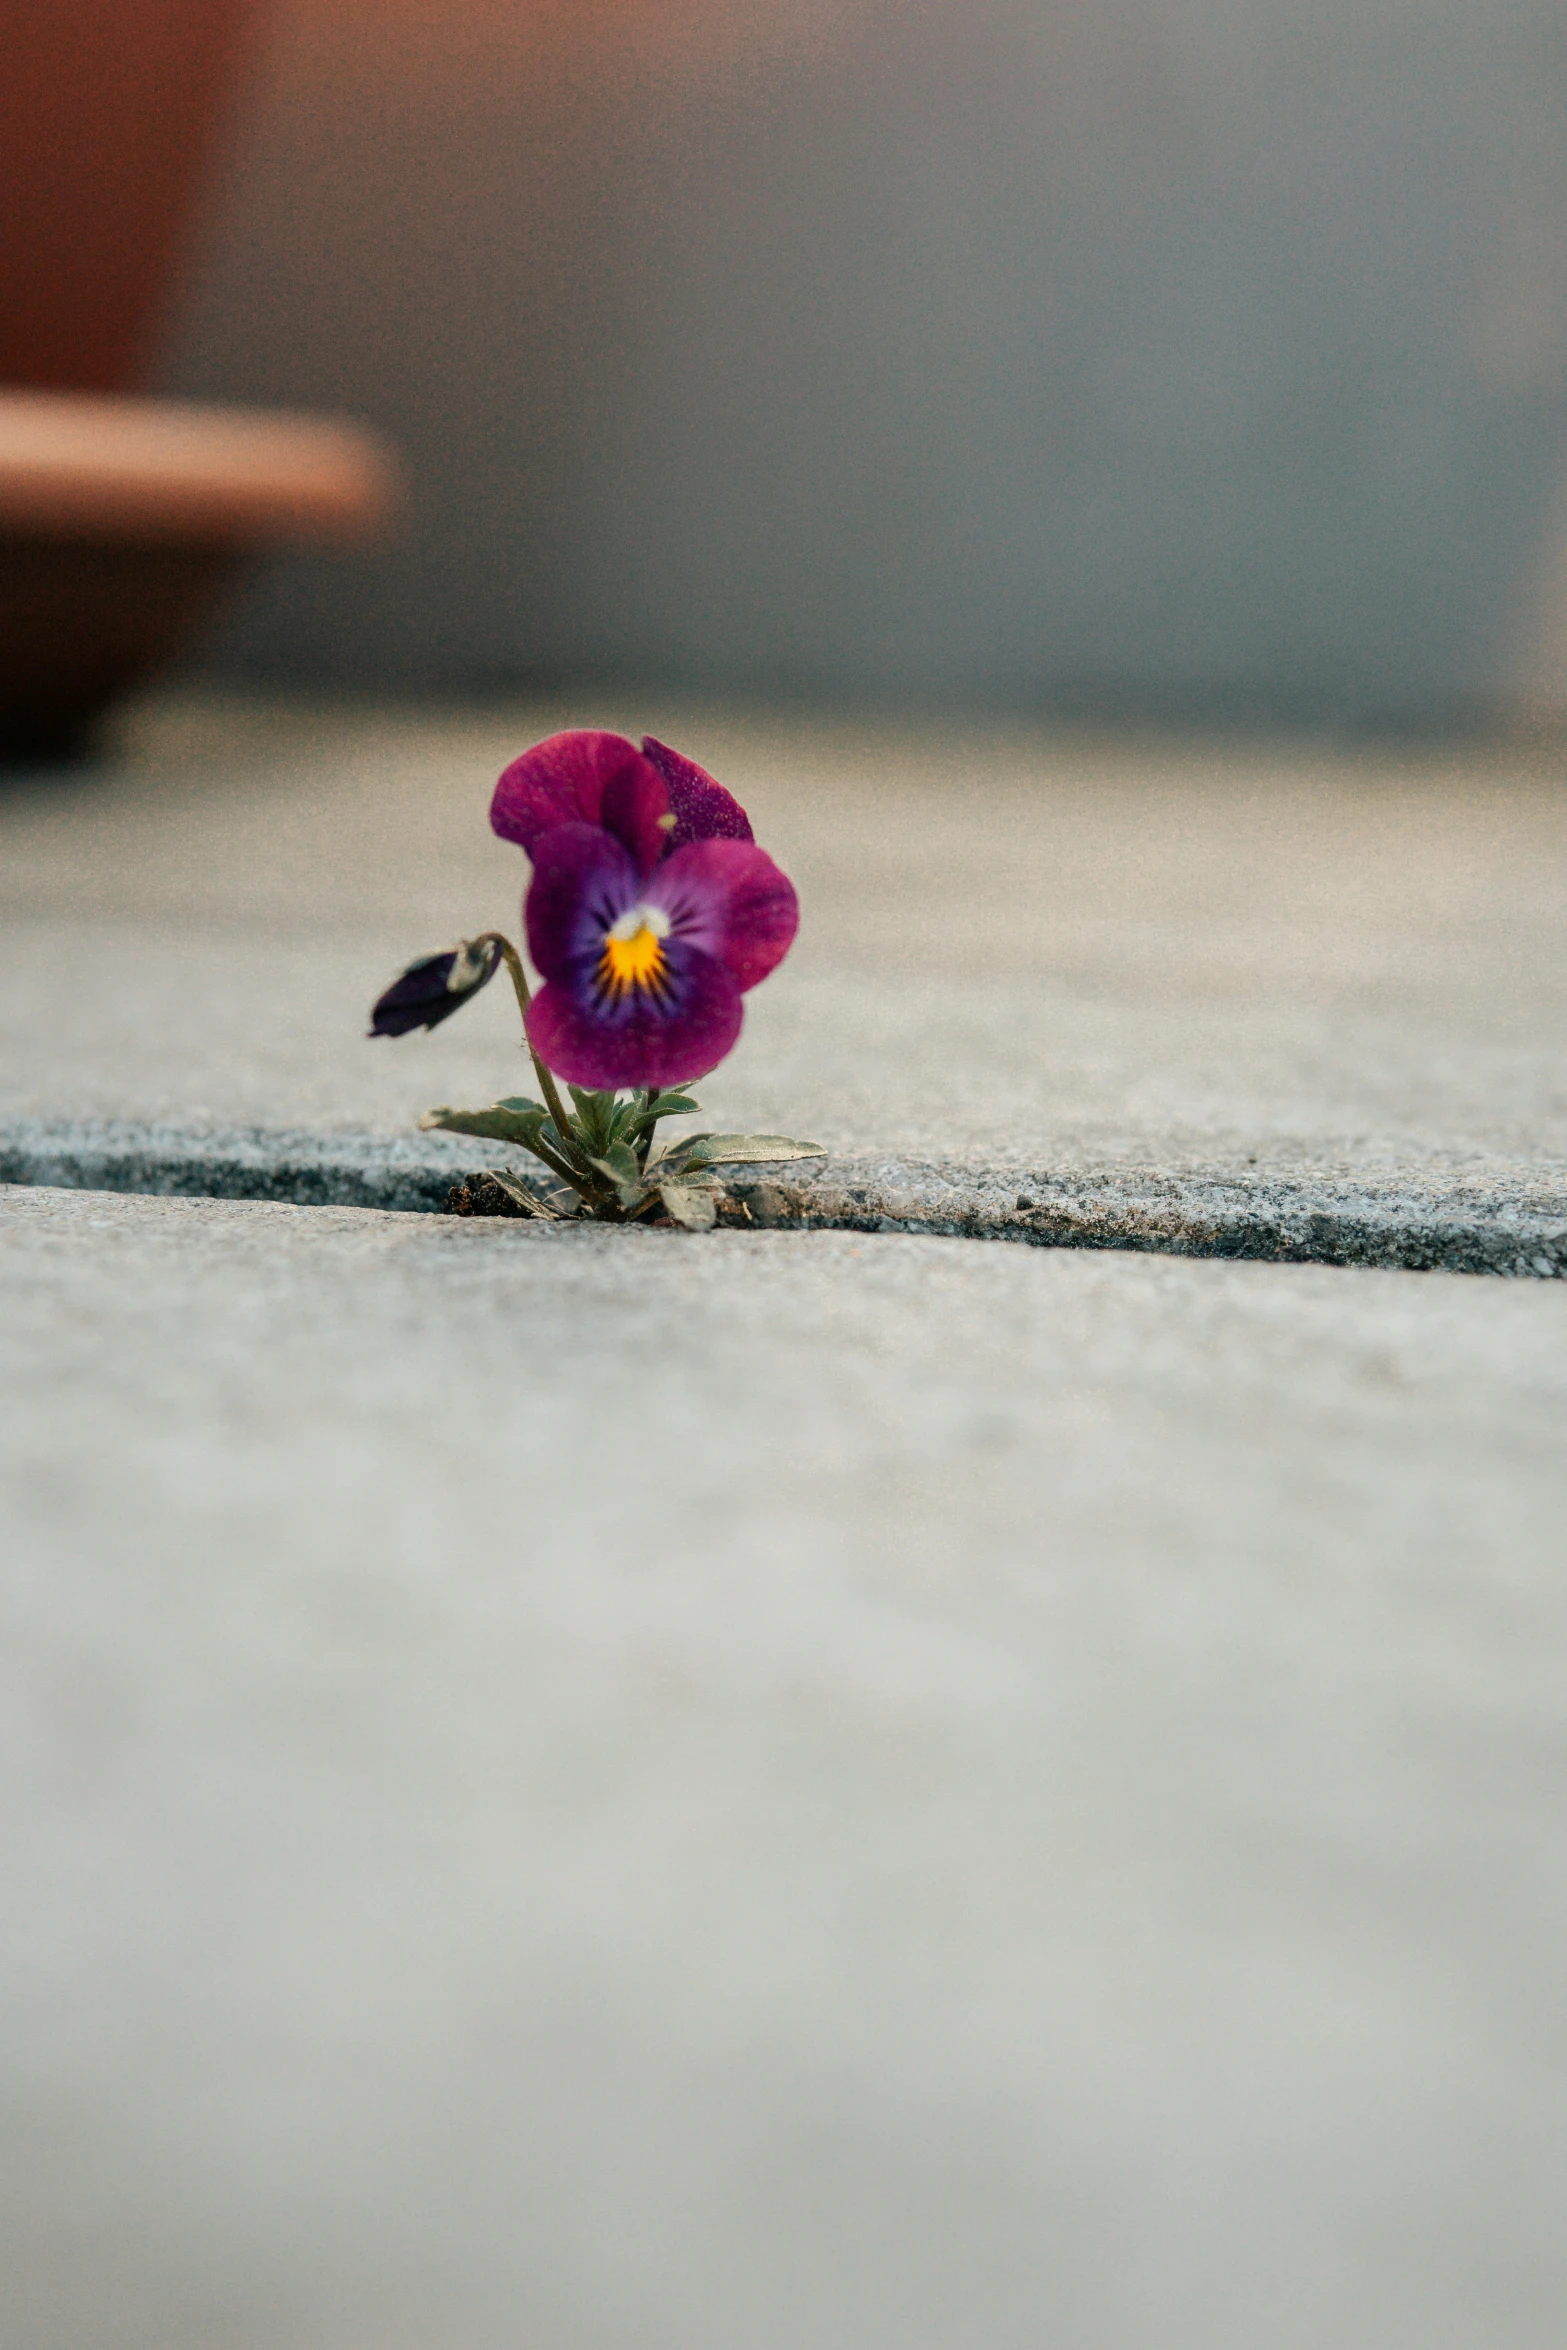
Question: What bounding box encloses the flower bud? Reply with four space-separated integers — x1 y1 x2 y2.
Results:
369 937 501 1036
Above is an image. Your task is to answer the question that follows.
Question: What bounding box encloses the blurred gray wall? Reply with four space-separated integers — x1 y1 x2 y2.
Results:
160 0 1567 721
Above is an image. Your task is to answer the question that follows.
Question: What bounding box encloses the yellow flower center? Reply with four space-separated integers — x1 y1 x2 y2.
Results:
599 903 671 999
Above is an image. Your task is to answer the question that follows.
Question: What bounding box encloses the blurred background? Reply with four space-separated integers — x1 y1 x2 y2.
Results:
10 0 1567 734
153 0 1567 728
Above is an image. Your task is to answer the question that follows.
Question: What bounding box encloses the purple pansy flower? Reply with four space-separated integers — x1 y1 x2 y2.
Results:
490 730 797 1091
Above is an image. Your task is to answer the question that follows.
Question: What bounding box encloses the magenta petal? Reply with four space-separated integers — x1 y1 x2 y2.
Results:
524 823 640 981
491 730 642 854
641 737 754 850
646 839 798 992
599 756 675 876
526 950 743 1091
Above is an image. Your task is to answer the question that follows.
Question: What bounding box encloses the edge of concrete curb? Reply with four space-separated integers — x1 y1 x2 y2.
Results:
6 1117 1567 1278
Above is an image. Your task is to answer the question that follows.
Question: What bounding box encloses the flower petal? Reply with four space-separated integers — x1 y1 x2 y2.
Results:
641 737 754 849
492 730 671 870
644 839 799 992
524 823 640 981
526 945 743 1091
599 753 676 876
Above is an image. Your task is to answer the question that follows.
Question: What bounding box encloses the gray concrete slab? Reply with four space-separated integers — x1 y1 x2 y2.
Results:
6 690 1567 1268
2 689 1565 1174
6 1115 1567 1277
6 699 1567 2346
5 1183 1567 2350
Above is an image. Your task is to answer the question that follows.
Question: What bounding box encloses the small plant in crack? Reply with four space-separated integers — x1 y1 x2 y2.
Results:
368 731 823 1226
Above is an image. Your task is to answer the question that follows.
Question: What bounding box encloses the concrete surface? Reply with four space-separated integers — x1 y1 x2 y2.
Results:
5 697 1567 2346
6 1115 1567 1276
5 1184 1567 2350
3 689 1567 1189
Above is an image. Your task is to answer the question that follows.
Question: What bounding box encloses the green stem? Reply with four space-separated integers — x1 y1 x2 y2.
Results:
520 1131 591 1195
474 931 611 1204
632 1086 656 1169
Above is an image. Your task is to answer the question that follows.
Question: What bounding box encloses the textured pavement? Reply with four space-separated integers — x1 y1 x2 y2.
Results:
2 690 1566 1178
6 1114 1567 1275
4 697 1567 2346
6 1185 1567 2350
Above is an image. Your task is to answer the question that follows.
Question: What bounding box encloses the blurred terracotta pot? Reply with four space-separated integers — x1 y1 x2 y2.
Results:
0 5 400 757
0 0 259 393
0 393 397 757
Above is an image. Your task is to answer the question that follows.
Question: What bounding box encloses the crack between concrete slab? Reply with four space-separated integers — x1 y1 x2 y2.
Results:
3 1118 1565 1277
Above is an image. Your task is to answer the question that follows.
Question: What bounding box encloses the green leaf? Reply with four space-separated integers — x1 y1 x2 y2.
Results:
679 1134 827 1167
419 1102 549 1148
589 1142 643 1191
529 1118 596 1180
494 1095 544 1116
481 1167 561 1218
658 1178 719 1231
619 1088 703 1144
567 1085 619 1152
